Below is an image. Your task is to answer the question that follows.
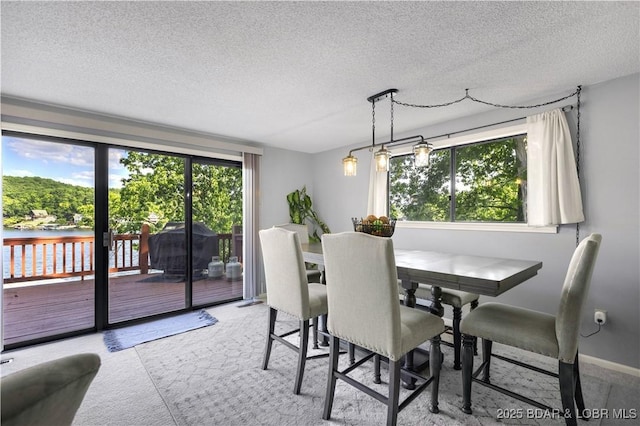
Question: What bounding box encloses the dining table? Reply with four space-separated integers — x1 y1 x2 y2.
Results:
300 241 543 384
301 242 542 312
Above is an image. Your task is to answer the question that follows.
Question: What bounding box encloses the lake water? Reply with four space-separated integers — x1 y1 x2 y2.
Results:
2 228 137 280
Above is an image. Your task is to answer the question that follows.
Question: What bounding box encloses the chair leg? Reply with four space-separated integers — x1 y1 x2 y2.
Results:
452 306 462 370
348 343 355 365
481 339 493 382
387 359 401 426
322 336 340 420
262 307 277 370
374 354 381 384
573 353 588 419
461 334 474 414
429 335 442 414
470 300 479 355
559 360 578 426
312 316 319 350
293 319 309 395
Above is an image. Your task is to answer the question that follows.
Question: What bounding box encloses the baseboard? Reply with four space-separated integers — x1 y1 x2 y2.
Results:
579 353 640 377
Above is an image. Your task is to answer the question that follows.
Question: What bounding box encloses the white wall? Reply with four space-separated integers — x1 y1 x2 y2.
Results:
260 147 316 229
299 73 638 369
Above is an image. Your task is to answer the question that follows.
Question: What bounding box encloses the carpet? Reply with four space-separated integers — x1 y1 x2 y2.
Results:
103 310 218 352
135 303 611 425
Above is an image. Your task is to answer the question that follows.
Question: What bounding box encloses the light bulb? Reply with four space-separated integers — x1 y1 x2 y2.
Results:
343 155 357 176
374 147 390 173
413 142 432 167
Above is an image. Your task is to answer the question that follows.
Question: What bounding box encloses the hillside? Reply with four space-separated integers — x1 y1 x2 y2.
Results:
2 176 95 227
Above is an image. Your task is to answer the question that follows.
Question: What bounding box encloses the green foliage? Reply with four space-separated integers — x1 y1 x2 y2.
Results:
2 176 94 225
389 149 451 221
286 186 330 242
113 152 242 234
390 136 527 222
3 154 243 235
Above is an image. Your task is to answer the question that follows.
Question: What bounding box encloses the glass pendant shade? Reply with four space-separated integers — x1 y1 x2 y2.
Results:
342 154 357 176
413 142 432 167
374 147 391 172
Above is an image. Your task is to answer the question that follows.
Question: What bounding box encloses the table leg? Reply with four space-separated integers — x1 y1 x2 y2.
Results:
400 281 446 388
429 286 445 318
319 265 329 347
403 281 417 308
401 280 419 389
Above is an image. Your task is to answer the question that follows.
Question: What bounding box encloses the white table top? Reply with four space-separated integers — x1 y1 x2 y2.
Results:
301 243 542 297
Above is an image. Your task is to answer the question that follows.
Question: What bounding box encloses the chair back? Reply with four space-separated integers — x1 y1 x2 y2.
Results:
322 232 402 360
555 233 602 363
275 223 310 244
1 353 100 426
259 227 311 319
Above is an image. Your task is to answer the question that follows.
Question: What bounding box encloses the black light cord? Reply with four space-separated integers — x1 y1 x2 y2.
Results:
580 323 601 338
393 87 580 110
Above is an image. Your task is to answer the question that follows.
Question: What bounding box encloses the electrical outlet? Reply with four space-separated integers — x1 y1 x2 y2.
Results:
594 309 607 325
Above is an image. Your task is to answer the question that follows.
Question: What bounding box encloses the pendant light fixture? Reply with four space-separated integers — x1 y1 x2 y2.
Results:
374 147 391 172
342 88 432 176
413 141 432 167
342 154 357 176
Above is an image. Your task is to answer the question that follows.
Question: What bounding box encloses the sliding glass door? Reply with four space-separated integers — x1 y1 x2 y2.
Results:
2 133 96 346
2 133 245 346
191 159 243 306
107 148 187 324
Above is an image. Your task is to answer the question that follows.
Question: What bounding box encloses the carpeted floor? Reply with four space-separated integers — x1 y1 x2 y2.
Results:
134 302 610 426
3 301 635 426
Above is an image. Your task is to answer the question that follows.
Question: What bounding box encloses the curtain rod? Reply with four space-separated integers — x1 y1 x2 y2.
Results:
424 103 576 142
346 103 576 156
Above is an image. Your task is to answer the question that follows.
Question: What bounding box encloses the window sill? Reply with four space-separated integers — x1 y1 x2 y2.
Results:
395 221 558 234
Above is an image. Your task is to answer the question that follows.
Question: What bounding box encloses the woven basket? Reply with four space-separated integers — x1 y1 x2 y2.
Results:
352 217 396 237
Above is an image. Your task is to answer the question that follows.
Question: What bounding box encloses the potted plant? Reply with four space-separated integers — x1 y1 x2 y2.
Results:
286 186 330 242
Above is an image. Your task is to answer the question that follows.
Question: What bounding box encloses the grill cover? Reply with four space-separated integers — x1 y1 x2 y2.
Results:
149 222 218 275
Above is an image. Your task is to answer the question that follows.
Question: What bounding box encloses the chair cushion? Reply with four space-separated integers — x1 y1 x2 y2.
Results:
307 283 328 319
398 305 445 357
460 302 559 359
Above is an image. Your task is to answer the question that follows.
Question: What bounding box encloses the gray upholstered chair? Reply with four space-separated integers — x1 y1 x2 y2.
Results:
460 233 602 426
399 282 479 369
259 227 328 394
275 223 322 283
1 353 101 426
321 232 445 426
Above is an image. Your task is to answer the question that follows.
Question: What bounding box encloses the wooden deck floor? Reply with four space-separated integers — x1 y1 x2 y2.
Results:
3 273 242 346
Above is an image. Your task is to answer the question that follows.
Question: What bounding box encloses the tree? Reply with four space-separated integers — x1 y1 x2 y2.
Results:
114 152 242 234
390 149 451 221
389 136 527 222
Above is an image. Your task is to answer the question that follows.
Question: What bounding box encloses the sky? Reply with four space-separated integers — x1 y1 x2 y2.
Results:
2 135 128 188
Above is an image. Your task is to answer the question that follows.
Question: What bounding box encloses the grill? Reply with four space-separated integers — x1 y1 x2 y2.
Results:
148 222 218 275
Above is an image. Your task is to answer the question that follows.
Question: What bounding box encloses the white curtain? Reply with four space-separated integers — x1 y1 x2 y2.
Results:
526 109 584 226
242 152 263 300
367 151 388 217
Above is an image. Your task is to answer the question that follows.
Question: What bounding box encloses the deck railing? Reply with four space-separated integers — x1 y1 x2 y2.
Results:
3 226 240 284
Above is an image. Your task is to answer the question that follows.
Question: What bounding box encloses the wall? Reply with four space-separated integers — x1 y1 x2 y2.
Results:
307 73 640 369
259 147 316 229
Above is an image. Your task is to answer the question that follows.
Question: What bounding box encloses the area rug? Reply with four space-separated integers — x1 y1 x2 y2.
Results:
103 310 218 352
135 304 611 425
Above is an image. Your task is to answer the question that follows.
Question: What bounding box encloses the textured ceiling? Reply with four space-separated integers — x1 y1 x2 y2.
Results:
1 1 639 153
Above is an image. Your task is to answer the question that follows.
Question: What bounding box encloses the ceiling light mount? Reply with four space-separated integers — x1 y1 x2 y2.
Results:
366 88 398 104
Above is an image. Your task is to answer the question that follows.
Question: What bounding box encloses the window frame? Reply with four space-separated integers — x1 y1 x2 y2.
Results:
389 123 557 234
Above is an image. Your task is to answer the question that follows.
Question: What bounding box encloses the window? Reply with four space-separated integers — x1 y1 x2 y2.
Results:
389 133 527 224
